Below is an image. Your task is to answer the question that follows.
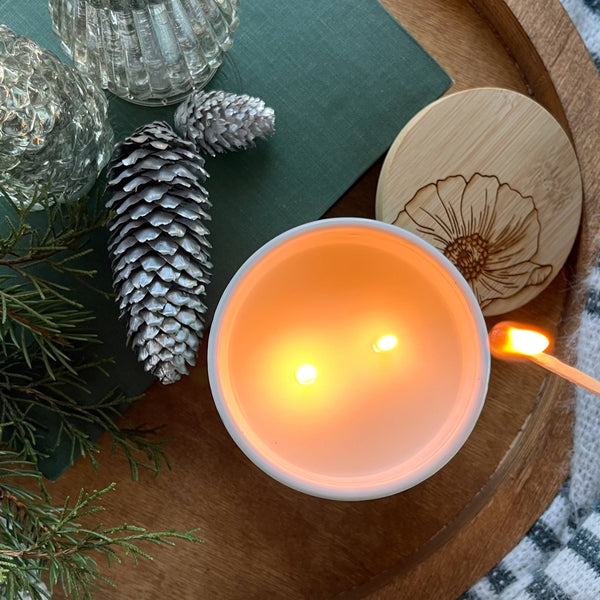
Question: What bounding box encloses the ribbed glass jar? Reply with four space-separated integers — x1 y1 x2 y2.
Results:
0 25 113 208
48 0 240 106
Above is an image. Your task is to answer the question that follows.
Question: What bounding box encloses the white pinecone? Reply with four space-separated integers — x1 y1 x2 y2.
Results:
174 90 275 156
106 121 211 385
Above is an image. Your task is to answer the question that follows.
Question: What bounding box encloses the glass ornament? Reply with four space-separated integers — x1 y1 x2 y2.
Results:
0 25 114 208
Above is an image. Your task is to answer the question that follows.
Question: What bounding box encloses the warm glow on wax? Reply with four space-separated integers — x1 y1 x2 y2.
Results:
295 364 317 385
373 334 398 353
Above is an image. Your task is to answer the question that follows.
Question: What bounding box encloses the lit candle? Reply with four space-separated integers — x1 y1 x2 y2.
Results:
488 321 600 398
208 218 490 500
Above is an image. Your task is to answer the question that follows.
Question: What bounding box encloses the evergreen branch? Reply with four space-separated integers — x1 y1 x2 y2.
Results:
0 188 108 267
109 426 172 481
0 292 98 378
0 466 201 600
0 353 171 479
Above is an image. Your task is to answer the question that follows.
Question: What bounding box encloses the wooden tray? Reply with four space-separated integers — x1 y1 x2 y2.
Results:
49 1 600 598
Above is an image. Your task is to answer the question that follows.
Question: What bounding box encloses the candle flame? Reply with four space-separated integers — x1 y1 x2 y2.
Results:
373 334 398 353
488 321 551 358
295 364 317 385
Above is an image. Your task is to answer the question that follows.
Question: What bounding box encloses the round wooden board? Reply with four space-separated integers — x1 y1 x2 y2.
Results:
46 2 600 600
376 87 582 316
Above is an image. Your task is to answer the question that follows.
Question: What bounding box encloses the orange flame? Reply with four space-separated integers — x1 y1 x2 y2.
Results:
488 321 551 359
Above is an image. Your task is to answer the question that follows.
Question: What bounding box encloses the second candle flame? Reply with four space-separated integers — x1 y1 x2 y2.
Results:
295 364 317 385
373 334 398 353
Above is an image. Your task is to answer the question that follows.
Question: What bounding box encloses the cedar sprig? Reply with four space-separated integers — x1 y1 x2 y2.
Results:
0 353 170 480
0 452 200 600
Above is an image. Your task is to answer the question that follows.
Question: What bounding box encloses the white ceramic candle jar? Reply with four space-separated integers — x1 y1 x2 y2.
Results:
208 218 490 500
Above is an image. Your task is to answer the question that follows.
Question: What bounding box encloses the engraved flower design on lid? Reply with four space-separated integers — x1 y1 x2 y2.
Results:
394 174 552 309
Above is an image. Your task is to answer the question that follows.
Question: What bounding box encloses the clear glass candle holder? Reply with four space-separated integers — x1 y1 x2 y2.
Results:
48 0 240 106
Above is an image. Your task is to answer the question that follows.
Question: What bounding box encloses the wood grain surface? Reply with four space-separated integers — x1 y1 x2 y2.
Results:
47 1 600 599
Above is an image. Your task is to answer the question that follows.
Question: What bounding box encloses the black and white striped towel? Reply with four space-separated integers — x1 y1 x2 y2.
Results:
463 1 600 597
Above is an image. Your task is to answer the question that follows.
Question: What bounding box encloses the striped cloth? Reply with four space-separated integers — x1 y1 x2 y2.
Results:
560 0 600 70
462 2 600 597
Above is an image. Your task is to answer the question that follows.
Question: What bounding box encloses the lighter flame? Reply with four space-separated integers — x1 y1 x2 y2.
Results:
505 328 550 356
373 334 398 353
295 364 317 385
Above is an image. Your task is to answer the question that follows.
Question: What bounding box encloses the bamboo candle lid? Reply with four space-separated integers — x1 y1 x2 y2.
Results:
376 87 582 316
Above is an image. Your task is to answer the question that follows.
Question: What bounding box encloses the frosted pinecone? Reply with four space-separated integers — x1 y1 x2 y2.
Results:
0 25 113 208
106 121 211 385
174 90 275 156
